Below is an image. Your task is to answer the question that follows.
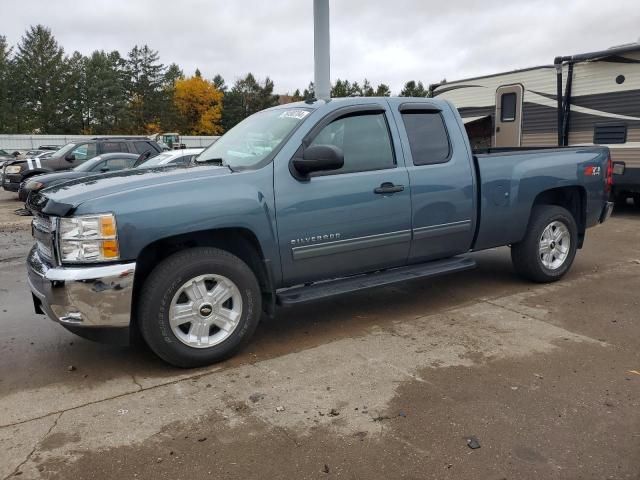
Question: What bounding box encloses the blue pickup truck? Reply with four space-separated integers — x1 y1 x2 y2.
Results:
26 97 613 367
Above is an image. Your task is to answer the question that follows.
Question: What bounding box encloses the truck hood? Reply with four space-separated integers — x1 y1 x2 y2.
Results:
28 170 84 185
30 165 230 216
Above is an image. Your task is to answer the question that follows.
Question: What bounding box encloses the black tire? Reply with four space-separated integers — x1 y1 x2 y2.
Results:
633 193 640 210
511 205 578 283
138 247 262 368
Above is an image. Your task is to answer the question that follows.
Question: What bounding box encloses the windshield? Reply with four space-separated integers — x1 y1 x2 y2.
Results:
54 143 76 157
196 108 311 170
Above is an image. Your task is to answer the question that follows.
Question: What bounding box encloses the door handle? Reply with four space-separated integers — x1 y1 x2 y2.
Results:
374 182 404 194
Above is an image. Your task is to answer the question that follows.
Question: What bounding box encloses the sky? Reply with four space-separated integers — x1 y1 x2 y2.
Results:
2 0 639 94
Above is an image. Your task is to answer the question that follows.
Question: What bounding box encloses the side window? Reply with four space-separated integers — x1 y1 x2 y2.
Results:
89 160 108 172
401 111 451 166
500 93 517 122
71 143 97 162
134 141 153 154
102 142 127 154
310 112 394 174
104 158 132 171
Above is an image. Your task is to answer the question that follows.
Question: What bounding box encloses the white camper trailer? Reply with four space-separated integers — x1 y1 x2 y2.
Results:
430 42 640 205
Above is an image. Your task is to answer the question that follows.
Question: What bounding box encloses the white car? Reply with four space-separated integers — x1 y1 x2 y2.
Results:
137 148 204 168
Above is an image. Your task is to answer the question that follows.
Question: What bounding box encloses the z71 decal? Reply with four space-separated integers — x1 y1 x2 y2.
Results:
584 166 601 176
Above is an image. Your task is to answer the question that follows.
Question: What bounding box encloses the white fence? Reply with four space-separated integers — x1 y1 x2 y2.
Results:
0 134 220 151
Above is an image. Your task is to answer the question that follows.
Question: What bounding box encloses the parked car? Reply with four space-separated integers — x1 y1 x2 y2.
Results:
0 149 14 169
24 149 47 158
136 148 204 168
26 97 613 367
38 145 62 151
1 137 162 194
19 153 140 201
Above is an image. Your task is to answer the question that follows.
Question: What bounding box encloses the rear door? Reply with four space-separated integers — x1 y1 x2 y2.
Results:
494 84 524 147
391 101 476 262
275 104 412 285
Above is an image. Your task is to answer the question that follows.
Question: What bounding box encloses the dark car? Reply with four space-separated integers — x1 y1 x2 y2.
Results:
2 137 162 194
19 153 140 201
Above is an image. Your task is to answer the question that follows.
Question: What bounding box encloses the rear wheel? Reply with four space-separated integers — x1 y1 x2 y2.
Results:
511 205 578 283
138 247 261 368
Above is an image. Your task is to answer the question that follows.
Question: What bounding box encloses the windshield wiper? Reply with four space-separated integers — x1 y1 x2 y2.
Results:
196 157 234 172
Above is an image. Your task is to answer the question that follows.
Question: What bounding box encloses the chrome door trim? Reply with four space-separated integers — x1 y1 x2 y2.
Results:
412 220 472 240
292 230 411 261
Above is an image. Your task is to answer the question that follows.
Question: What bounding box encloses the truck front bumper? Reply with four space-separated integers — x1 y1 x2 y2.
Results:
26 247 136 329
2 174 20 192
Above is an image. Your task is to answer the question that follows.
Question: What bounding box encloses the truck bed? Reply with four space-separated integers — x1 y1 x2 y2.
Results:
472 146 610 251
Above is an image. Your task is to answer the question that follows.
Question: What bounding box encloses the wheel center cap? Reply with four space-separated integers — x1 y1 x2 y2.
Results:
550 241 556 249
199 303 213 317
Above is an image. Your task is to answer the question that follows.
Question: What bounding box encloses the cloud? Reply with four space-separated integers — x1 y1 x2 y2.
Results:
2 0 638 94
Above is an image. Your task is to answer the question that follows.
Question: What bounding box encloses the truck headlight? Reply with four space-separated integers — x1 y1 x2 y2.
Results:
58 214 120 263
5 165 22 174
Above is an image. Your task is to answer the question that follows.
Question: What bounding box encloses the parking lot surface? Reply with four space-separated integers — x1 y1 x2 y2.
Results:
0 189 639 479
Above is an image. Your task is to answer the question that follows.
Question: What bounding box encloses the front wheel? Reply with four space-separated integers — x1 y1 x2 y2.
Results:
511 205 578 283
138 247 262 368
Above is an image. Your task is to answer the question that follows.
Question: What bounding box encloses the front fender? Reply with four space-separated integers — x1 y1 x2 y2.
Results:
73 166 281 283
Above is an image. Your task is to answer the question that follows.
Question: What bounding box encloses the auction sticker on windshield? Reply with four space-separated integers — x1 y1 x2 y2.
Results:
279 109 310 120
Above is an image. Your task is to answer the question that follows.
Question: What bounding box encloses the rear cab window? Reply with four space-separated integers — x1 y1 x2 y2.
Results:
400 110 451 166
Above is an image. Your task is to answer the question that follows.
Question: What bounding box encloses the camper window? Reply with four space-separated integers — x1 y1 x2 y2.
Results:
401 111 451 166
500 93 517 122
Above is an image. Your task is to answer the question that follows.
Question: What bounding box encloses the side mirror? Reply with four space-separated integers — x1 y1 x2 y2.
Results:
65 154 76 162
100 167 110 173
292 145 344 178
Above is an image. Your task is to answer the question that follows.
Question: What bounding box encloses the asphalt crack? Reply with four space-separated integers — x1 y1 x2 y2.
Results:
0 366 223 430
3 412 62 480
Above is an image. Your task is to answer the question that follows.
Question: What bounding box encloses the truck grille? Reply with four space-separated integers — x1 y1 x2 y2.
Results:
32 213 56 262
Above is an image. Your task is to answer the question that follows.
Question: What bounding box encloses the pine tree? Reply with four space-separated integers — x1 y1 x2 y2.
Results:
400 80 427 97
303 82 315 101
291 88 303 102
222 73 279 131
13 25 68 133
83 50 128 134
375 83 391 97
362 79 375 97
212 74 227 93
0 36 14 133
124 45 165 133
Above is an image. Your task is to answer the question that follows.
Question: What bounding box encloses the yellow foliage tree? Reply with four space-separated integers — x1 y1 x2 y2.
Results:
173 73 224 135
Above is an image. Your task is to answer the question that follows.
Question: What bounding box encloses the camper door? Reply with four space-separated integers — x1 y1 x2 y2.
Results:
495 85 523 147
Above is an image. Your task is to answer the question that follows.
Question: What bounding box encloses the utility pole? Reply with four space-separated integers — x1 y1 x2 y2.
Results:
313 0 331 101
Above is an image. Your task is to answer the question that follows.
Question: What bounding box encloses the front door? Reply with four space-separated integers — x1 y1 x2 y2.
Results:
275 104 412 286
494 84 523 147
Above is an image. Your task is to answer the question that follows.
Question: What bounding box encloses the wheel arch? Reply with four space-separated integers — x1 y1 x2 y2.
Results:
531 185 587 248
132 228 275 334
